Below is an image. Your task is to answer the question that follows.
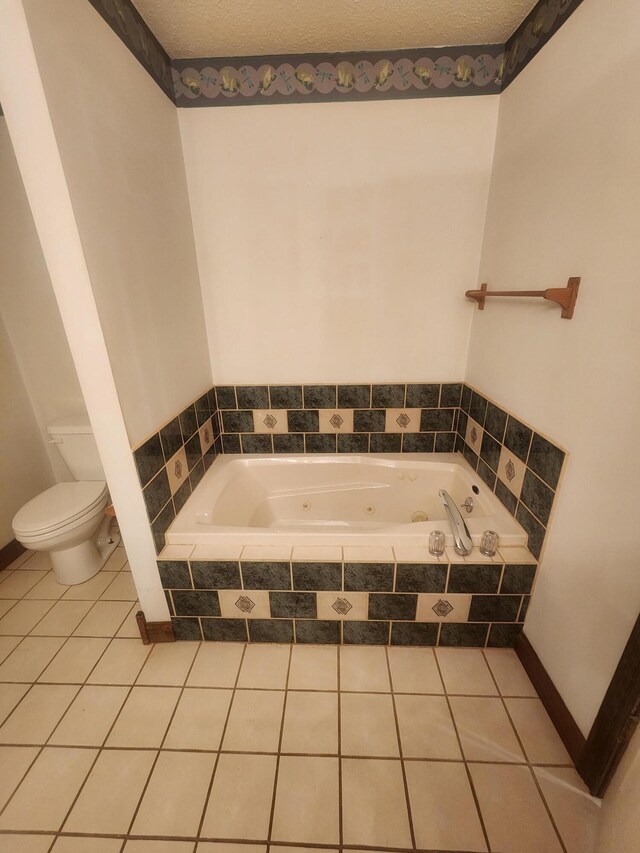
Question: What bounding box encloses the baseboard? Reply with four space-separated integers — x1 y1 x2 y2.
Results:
136 610 175 644
515 632 586 765
0 539 26 572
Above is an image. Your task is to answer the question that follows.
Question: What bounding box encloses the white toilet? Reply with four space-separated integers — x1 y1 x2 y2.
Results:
12 415 120 585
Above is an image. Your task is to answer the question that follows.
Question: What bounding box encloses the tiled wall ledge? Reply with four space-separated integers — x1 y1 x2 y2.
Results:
455 384 566 561
132 385 221 553
158 543 537 648
215 382 462 455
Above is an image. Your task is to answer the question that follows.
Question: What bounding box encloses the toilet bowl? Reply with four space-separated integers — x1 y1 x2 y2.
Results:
11 416 121 585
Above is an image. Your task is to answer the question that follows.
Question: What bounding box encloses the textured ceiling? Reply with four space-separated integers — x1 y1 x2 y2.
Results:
132 0 538 59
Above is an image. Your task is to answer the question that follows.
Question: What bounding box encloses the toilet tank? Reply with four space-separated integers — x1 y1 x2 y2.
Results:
47 416 105 481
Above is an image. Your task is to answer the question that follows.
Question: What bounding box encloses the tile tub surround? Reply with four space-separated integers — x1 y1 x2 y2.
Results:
457 383 566 560
132 386 222 553
216 382 462 455
159 544 537 648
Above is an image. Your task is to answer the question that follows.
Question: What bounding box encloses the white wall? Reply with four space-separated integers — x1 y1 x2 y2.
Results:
21 0 211 447
466 0 640 735
0 118 85 481
179 97 499 384
0 315 54 546
595 727 640 853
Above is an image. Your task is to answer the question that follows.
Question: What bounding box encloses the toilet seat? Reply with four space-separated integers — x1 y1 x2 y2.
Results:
12 481 108 538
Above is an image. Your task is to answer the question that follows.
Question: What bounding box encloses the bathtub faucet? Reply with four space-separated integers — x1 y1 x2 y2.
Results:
438 489 473 556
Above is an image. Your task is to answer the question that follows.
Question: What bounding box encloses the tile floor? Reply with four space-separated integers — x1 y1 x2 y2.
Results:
0 548 602 853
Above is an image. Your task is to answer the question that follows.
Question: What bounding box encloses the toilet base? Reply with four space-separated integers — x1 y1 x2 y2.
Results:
51 524 121 585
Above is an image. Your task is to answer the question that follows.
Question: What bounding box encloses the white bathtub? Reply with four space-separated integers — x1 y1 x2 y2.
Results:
166 453 528 549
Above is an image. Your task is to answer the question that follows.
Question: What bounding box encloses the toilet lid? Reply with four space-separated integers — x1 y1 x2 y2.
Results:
13 481 108 537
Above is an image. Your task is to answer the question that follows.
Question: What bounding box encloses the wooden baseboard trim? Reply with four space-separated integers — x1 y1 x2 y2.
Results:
515 632 586 765
136 610 175 645
0 539 26 572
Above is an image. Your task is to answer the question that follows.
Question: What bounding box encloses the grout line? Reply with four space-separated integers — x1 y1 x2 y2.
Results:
432 647 493 853
384 646 416 849
481 648 569 853
337 644 343 849
195 642 248 839
265 643 294 849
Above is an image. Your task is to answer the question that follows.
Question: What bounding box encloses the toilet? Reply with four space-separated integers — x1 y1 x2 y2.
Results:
12 415 120 585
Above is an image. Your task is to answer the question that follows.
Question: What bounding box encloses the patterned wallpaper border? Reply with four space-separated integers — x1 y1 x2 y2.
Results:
503 0 585 89
80 0 587 109
172 46 505 107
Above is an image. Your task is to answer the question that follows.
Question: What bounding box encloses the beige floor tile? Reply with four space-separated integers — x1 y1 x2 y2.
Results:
102 546 129 573
470 763 564 853
0 570 48 599
6 551 33 570
73 601 135 637
0 600 55 635
38 637 109 683
127 842 196 852
237 643 290 689
0 746 97 831
435 648 498 695
395 694 462 759
534 766 601 853
0 599 17 619
197 846 265 853
106 685 180 747
288 644 338 690
0 636 65 682
0 682 30 724
24 571 70 600
62 572 116 600
270 849 330 853
341 758 412 847
136 640 199 686
87 638 152 684
0 568 15 585
387 646 444 693
0 683 79 744
52 838 123 852
223 688 285 752
0 634 22 663
30 600 94 636
133 750 216 836
0 745 40 809
281 691 338 754
21 551 53 571
187 642 244 687
271 755 339 844
201 753 277 840
0 834 55 852
49 685 129 746
450 696 525 763
64 749 155 834
484 649 538 697
164 687 232 750
505 698 572 764
116 603 142 638
100 571 138 600
127 843 196 853
341 693 399 756
405 760 487 851
340 646 390 692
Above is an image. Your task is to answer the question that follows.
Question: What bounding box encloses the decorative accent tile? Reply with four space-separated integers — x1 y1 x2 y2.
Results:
384 409 421 433
166 447 188 496
319 409 354 433
498 445 526 498
465 417 484 456
253 410 287 434
218 589 270 620
416 594 471 622
317 592 368 621
198 418 214 455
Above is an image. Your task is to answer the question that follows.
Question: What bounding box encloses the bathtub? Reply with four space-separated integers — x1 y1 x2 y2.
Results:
166 453 528 549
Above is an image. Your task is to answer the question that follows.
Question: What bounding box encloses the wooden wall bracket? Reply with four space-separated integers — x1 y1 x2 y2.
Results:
466 277 580 319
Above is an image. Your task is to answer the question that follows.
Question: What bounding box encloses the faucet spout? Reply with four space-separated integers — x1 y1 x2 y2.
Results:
438 489 473 556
